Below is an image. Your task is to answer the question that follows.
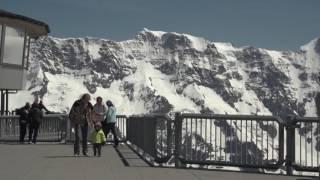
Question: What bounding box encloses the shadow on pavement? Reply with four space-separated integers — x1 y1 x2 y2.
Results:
45 155 92 158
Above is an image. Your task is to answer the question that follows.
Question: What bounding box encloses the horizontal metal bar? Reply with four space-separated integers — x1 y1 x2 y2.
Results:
293 117 320 123
0 115 19 119
180 113 284 123
129 114 173 122
292 164 320 172
116 115 127 119
179 159 283 169
0 114 67 119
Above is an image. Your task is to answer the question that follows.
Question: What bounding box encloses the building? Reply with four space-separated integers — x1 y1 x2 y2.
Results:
0 9 50 115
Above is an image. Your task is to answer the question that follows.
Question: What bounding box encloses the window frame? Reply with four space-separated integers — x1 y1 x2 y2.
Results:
23 35 30 69
0 24 27 69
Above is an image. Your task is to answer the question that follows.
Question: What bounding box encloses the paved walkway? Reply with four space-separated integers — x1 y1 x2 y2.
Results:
0 144 315 180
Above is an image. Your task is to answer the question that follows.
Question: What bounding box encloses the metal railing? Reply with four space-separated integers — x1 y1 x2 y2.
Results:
115 115 127 142
286 116 320 174
0 114 67 142
123 113 319 177
0 112 319 176
0 114 127 143
126 114 173 163
175 113 285 169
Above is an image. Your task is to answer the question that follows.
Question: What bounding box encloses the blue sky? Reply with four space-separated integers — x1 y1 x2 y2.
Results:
1 0 319 50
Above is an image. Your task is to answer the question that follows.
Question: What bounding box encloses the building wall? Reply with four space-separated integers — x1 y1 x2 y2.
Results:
0 65 26 90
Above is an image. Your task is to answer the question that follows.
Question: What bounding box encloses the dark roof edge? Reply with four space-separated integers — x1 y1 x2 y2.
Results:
0 9 50 34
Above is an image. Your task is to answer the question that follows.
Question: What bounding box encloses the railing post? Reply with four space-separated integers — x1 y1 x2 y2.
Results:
126 116 129 143
63 115 68 144
285 116 296 176
167 119 173 157
174 112 183 168
278 121 285 163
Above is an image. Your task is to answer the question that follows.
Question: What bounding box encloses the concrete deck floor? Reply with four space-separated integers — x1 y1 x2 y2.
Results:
0 144 316 180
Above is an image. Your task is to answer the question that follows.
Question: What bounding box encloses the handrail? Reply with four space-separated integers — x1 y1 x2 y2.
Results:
180 113 286 124
0 113 319 177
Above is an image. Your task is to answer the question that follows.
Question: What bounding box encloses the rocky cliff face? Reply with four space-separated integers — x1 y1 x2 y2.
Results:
10 28 320 118
9 29 320 167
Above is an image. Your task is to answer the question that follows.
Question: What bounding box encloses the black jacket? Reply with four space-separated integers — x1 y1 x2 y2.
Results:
29 106 43 124
17 107 30 124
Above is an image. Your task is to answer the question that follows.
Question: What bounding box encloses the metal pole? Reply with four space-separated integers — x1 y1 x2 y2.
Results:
5 90 8 115
278 123 285 163
174 112 183 168
167 119 173 157
0 90 4 115
285 116 296 176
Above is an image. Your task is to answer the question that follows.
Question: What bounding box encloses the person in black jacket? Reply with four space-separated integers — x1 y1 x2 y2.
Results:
69 93 94 156
39 100 51 114
28 103 43 144
17 103 31 143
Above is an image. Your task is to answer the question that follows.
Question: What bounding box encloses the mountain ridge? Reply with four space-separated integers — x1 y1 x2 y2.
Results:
8 29 320 119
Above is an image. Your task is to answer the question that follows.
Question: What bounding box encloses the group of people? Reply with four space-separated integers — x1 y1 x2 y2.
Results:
17 99 50 144
17 93 118 157
69 93 118 157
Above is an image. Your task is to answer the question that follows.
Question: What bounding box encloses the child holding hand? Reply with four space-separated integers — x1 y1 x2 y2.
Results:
90 122 106 157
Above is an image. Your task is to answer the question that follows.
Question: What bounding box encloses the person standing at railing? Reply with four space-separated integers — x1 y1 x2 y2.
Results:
104 100 119 147
69 93 94 156
93 97 107 124
28 102 43 144
16 103 31 143
39 100 51 114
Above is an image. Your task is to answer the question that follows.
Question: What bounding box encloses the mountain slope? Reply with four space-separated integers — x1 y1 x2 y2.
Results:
9 29 320 119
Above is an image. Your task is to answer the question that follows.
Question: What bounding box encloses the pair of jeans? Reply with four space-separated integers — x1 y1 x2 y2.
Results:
103 122 119 146
29 121 40 143
93 143 102 156
19 122 27 142
74 122 88 155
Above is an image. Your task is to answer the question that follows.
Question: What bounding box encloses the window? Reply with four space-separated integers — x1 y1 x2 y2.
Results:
0 25 2 56
23 35 30 69
2 26 25 66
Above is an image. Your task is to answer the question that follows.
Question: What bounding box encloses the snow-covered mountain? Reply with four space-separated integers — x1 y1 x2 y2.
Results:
9 28 320 119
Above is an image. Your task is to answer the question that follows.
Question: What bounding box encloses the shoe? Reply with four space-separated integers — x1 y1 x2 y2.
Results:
83 152 89 157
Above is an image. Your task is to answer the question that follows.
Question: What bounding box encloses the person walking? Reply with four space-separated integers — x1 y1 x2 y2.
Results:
17 103 31 143
104 100 119 147
90 122 106 157
69 93 93 156
28 103 43 144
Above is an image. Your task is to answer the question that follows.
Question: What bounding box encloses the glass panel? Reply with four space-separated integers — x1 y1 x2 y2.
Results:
0 24 2 56
0 24 2 46
2 26 25 66
24 35 30 69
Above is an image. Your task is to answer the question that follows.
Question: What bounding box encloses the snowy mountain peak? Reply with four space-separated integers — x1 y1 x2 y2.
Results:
8 30 320 119
301 37 320 53
137 29 210 52
311 37 320 56
141 28 166 38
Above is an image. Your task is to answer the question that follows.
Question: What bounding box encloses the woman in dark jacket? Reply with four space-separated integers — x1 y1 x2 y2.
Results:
69 93 94 156
28 103 43 144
